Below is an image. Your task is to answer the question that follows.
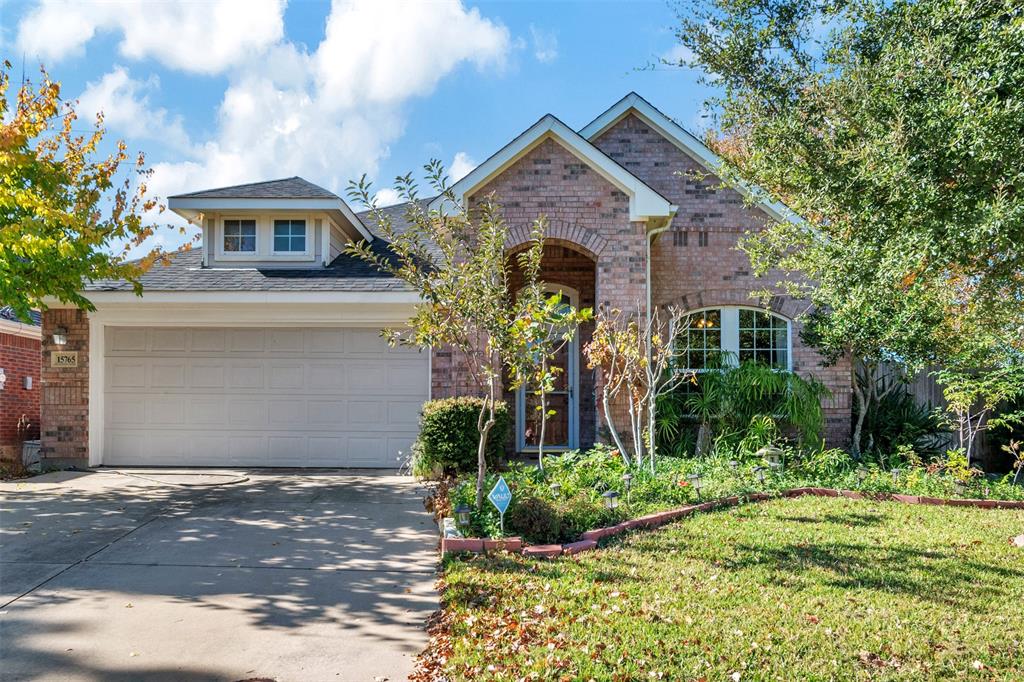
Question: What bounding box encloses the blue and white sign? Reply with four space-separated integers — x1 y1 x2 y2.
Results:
488 476 512 515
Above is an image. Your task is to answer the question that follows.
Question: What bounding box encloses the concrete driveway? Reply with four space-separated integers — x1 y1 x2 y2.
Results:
0 469 439 681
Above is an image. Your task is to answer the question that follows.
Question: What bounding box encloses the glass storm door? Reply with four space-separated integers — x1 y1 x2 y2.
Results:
516 289 580 452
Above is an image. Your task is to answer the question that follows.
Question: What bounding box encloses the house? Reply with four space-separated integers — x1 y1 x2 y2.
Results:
38 93 851 469
1 307 41 462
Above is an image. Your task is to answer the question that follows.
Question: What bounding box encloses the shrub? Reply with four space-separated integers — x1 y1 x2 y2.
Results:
506 495 561 544
413 397 510 477
859 376 949 460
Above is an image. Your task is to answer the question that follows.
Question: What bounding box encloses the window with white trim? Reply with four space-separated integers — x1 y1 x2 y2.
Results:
679 307 791 371
223 219 256 253
273 219 307 253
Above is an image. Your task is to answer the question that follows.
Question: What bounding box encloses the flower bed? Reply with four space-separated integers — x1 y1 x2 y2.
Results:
442 486 1024 557
441 445 1024 549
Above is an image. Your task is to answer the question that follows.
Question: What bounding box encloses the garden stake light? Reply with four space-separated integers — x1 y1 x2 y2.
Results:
729 460 739 471
687 473 703 501
602 490 620 510
857 466 868 485
454 503 471 527
549 482 562 498
753 466 766 486
622 473 633 506
891 468 902 483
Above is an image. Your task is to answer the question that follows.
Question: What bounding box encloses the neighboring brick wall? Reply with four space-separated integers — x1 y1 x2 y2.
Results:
40 309 90 467
593 113 853 447
0 332 41 460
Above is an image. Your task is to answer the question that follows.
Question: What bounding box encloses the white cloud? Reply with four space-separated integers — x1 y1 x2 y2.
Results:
78 67 192 150
529 25 558 63
103 0 512 251
314 0 509 107
449 151 476 182
661 43 695 65
373 188 403 207
16 0 285 74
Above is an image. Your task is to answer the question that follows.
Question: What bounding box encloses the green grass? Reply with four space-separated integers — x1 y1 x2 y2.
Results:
426 497 1024 681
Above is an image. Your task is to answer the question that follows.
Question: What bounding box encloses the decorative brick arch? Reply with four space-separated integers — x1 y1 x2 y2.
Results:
505 219 607 261
658 287 804 321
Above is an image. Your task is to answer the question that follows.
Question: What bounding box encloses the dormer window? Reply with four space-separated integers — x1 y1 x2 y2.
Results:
223 219 256 253
273 219 307 253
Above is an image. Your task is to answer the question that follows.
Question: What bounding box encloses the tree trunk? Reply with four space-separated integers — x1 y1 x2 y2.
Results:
537 356 547 472
602 388 630 467
647 401 657 474
851 362 868 459
475 383 497 510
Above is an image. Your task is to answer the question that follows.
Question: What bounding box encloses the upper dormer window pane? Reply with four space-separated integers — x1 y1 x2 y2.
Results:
223 219 256 252
273 219 306 252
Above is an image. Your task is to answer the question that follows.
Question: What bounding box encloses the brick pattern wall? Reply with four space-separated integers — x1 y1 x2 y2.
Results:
593 113 852 446
434 137 647 451
0 332 41 460
40 309 90 466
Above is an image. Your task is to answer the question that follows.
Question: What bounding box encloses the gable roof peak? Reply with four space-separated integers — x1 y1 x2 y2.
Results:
429 111 673 222
581 92 800 226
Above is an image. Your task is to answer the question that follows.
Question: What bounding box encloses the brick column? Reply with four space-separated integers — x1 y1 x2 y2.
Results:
40 309 90 468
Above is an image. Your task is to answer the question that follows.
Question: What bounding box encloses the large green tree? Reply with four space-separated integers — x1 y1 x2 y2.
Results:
1 63 176 320
670 0 1024 454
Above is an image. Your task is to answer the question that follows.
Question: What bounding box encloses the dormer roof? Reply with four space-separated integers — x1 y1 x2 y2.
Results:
168 176 372 242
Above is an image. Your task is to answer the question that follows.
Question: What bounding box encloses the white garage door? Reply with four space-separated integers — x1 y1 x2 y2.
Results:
103 326 428 467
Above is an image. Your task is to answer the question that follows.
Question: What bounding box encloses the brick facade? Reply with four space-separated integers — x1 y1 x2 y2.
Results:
0 331 41 460
434 115 852 450
592 113 852 446
40 309 90 467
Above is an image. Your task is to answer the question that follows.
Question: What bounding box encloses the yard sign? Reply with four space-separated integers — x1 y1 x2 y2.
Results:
488 476 512 534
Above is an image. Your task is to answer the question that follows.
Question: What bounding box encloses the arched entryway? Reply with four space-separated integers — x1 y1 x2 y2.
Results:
506 241 598 453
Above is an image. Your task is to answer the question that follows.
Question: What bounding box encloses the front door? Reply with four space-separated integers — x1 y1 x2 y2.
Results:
516 289 580 452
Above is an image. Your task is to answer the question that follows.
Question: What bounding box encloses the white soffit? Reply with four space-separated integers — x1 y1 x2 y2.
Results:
428 114 674 222
580 92 802 226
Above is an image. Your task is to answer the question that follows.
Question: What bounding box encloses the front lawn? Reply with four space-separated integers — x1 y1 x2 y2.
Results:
420 496 1024 681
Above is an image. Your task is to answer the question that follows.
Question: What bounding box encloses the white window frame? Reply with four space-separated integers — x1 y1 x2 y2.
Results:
216 216 259 260
680 306 793 372
271 216 312 258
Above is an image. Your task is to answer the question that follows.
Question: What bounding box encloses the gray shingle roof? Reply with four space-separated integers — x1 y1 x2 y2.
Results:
0 306 41 326
83 243 412 293
169 177 341 200
357 198 442 258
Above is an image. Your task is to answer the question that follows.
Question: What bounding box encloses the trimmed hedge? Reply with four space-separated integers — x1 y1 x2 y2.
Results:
413 397 510 477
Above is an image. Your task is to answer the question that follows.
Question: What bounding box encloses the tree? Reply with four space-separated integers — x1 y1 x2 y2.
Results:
584 304 690 471
1 62 177 321
510 286 591 471
347 165 582 507
669 0 1024 452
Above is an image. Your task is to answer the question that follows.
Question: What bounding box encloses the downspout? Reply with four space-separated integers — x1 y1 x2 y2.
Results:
643 212 676 465
645 216 674 318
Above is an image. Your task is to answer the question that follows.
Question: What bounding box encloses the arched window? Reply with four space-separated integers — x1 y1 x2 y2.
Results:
679 307 791 371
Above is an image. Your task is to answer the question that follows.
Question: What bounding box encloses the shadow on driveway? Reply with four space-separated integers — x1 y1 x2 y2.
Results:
0 469 439 681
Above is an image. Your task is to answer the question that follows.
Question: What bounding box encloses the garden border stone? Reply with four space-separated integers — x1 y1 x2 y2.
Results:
440 488 1024 558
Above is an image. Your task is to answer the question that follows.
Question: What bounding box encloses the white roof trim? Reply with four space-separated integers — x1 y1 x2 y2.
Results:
428 114 673 222
168 197 374 242
580 92 802 226
0 317 41 340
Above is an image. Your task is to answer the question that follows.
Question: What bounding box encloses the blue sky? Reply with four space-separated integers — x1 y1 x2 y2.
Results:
1 0 710 248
